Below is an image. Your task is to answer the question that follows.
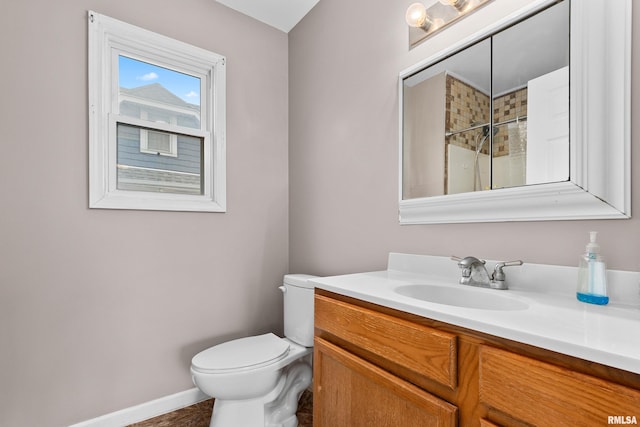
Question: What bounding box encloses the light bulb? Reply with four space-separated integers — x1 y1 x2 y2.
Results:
438 0 470 11
431 17 445 30
405 3 432 30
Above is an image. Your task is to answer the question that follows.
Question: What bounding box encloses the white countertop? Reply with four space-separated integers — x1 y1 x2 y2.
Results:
311 253 640 375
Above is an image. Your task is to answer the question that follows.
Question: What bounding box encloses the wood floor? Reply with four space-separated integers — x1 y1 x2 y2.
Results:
297 388 314 427
127 390 313 427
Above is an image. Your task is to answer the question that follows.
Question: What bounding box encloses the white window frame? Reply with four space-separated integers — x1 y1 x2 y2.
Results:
88 11 226 212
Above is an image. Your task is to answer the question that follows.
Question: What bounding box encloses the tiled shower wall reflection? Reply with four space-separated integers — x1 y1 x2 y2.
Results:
445 74 528 157
445 75 490 152
493 86 528 157
444 74 528 192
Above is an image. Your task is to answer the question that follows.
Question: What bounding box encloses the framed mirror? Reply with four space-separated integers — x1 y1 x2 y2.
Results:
399 0 631 224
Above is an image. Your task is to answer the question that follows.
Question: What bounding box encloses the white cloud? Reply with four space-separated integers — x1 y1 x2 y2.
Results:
185 91 199 98
137 72 159 81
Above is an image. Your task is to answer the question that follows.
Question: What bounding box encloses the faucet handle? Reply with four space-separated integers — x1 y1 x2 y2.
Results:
492 260 523 281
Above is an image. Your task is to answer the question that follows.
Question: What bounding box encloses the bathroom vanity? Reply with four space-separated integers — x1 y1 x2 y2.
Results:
311 254 640 426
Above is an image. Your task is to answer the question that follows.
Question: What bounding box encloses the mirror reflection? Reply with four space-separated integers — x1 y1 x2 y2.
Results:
402 0 569 200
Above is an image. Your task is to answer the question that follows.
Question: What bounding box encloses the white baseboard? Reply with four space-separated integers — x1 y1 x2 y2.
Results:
68 388 210 427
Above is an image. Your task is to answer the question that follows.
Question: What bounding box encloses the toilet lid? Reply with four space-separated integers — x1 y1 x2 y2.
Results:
192 333 290 373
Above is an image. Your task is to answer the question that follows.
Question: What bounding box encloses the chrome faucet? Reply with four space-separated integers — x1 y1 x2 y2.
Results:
451 256 523 290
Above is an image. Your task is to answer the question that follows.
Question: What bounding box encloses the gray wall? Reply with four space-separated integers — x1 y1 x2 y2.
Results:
289 0 640 276
0 1 289 426
2 0 639 425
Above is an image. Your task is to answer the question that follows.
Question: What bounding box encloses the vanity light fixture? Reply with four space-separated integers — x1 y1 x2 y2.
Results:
406 0 493 49
440 0 470 12
405 3 432 31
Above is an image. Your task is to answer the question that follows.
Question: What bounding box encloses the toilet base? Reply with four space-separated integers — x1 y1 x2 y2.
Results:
209 360 312 427
210 397 266 427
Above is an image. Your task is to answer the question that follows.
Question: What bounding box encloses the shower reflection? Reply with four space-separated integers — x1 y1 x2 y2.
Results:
402 0 569 199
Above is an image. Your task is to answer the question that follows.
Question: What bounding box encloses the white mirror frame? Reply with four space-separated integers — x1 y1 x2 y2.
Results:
398 0 631 224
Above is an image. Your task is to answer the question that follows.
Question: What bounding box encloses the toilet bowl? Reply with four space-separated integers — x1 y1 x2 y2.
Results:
190 274 317 427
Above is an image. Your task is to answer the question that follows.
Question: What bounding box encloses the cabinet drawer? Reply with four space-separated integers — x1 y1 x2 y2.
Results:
480 346 640 426
315 293 457 389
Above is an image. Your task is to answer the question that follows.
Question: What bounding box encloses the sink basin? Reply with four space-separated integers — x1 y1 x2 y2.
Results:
395 284 529 311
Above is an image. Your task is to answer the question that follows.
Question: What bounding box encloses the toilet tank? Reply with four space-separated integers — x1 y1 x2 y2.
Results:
281 274 317 347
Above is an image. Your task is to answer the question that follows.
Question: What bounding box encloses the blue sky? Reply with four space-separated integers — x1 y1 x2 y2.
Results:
118 55 200 106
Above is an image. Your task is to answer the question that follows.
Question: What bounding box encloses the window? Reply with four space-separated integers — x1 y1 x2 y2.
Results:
140 129 178 158
88 11 226 211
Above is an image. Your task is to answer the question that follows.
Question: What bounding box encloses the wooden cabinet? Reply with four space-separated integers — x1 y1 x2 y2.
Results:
314 289 640 427
479 346 640 426
315 293 457 389
314 338 457 427
314 292 462 426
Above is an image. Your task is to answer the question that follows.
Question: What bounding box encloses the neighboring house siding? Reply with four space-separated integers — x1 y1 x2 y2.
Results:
115 83 203 195
117 167 202 195
120 102 200 129
117 124 202 175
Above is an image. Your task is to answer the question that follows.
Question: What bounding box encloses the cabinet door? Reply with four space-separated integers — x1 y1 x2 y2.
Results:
480 346 640 426
314 337 457 427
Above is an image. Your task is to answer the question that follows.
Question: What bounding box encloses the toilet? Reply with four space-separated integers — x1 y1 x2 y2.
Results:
191 274 317 427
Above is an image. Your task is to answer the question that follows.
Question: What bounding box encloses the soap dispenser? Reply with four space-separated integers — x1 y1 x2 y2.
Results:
577 231 609 305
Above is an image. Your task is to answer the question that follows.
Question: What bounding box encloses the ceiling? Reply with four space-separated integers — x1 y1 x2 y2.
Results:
216 0 320 33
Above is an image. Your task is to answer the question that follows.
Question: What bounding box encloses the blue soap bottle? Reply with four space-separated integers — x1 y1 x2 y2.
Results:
577 231 609 305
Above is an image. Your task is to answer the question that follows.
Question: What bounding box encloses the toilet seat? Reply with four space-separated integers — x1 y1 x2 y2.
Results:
192 333 290 374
